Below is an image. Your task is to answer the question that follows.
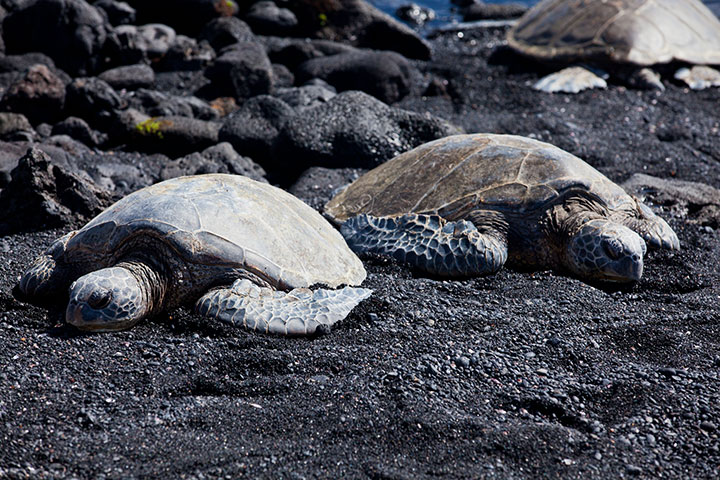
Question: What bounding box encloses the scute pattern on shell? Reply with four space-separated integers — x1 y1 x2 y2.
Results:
325 134 631 223
508 0 720 65
62 174 366 290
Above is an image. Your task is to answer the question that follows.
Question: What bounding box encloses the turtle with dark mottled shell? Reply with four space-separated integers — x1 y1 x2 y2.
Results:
325 134 679 283
19 174 371 335
507 0 720 92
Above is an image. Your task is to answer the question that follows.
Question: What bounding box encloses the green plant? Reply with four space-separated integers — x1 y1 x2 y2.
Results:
135 118 164 139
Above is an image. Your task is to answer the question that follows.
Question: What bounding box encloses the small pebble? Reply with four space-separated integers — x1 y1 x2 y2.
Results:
700 421 716 432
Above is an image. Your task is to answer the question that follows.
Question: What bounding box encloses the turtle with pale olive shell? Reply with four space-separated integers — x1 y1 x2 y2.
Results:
325 134 679 283
18 174 371 335
507 0 720 93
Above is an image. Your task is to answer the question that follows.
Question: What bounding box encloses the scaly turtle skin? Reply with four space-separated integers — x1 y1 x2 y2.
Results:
325 134 679 283
507 0 720 92
19 174 371 335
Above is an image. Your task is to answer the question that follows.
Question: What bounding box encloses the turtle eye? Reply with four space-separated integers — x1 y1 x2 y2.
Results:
603 238 623 260
88 290 113 310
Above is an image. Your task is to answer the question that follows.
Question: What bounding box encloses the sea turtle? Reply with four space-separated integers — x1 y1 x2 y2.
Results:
324 134 680 283
18 174 371 335
506 0 720 93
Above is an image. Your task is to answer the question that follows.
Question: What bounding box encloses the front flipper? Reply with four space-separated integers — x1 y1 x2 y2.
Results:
341 214 508 277
195 279 372 336
19 230 78 298
533 66 607 94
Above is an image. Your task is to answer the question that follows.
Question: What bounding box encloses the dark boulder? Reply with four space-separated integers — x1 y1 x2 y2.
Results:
65 76 124 126
218 94 294 163
123 89 219 120
51 116 107 147
287 0 431 60
0 112 33 141
205 41 274 99
295 50 414 104
244 1 298 36
0 64 66 124
3 0 109 75
199 16 255 51
130 114 222 156
268 39 355 70
275 90 462 173
93 0 136 25
122 0 238 36
155 35 215 72
106 23 176 65
289 166 363 211
275 84 336 111
160 142 267 183
0 147 110 234
98 64 155 90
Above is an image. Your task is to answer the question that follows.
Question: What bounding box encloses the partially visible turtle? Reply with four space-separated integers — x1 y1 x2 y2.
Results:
507 0 720 93
325 134 679 283
19 174 371 335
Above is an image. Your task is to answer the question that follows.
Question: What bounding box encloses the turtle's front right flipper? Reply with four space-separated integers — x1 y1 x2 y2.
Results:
341 214 508 277
19 231 78 298
196 279 372 336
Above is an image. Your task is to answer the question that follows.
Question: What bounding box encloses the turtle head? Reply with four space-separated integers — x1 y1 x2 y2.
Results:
66 267 150 331
566 219 647 283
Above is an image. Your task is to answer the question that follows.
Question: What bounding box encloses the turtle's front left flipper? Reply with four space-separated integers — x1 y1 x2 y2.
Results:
196 279 372 336
341 213 508 277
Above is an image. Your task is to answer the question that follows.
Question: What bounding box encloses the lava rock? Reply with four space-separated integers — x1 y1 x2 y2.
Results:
244 1 298 36
93 0 136 25
0 139 27 188
462 2 527 21
0 147 109 234
0 112 33 141
123 0 238 36
131 115 222 156
205 42 274 99
271 63 294 88
295 50 415 104
275 84 336 111
268 39 356 70
124 89 219 120
275 90 462 173
98 64 155 90
160 142 267 182
107 23 176 65
289 166 363 211
3 0 109 76
51 116 107 147
199 16 256 51
0 64 66 124
218 94 294 162
288 0 431 60
65 77 124 126
155 34 216 72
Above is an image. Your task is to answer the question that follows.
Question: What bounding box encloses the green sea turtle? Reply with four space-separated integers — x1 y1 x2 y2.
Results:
19 174 371 335
507 0 720 93
325 134 679 283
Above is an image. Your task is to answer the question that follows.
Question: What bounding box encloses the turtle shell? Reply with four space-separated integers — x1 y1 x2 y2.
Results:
508 0 720 65
62 174 366 289
325 134 632 222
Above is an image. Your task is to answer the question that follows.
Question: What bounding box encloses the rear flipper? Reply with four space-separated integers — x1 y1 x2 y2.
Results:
195 279 372 336
674 65 720 90
341 213 508 277
533 66 608 93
